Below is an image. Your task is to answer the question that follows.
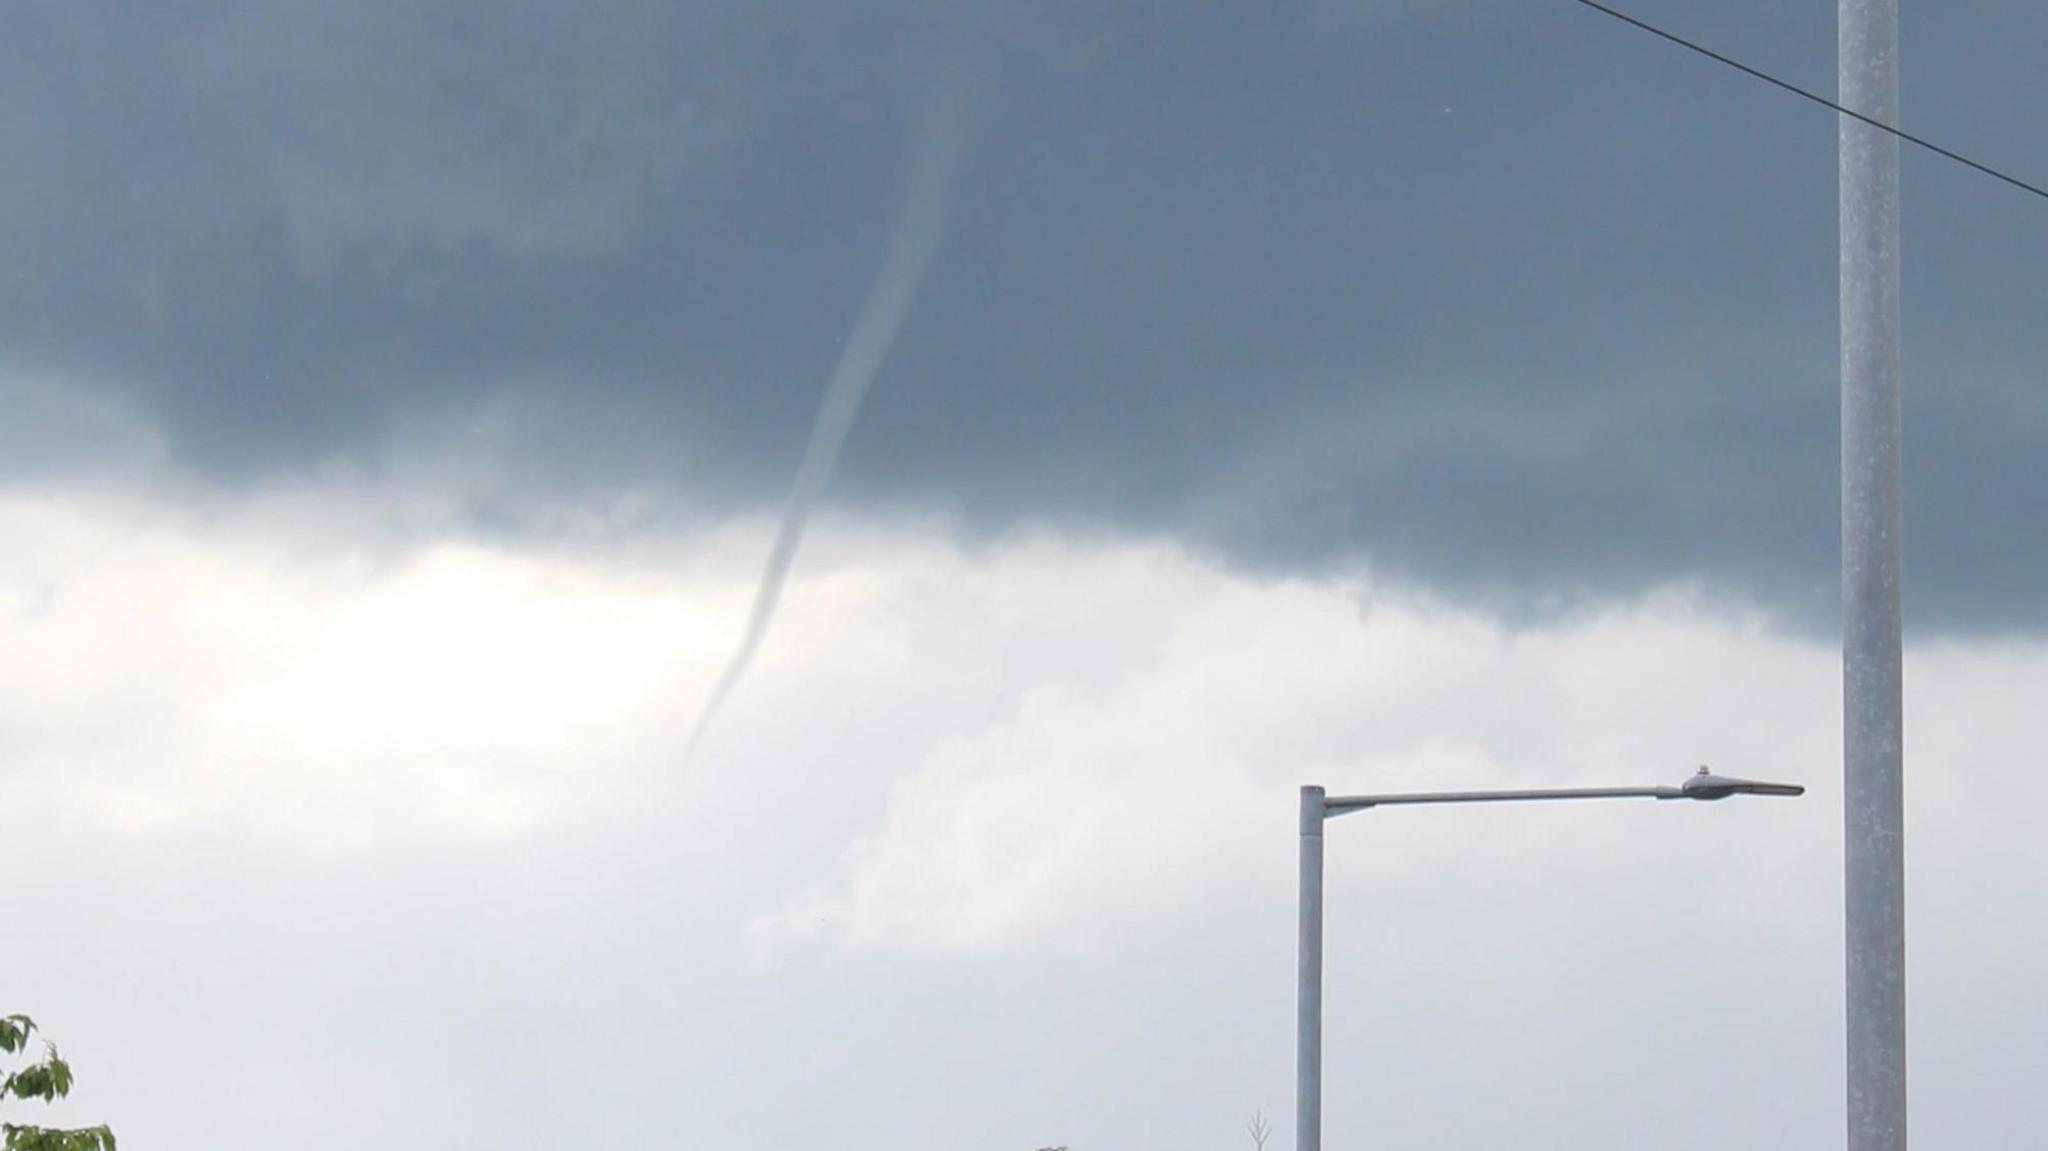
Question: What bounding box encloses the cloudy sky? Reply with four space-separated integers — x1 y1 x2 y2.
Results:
4 2 2046 1147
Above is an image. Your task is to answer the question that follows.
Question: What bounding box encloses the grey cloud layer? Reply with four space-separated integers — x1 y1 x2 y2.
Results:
7 1 2045 627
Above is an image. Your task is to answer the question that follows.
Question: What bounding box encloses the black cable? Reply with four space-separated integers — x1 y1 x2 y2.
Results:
1566 0 2048 203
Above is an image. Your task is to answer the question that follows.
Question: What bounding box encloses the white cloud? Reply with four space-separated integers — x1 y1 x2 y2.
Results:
0 489 1255 854
0 489 732 846
10 484 2036 962
7 483 2048 1148
748 573 2048 976
751 575 1846 957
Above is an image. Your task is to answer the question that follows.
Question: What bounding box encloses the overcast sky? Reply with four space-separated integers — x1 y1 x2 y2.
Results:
4 3 2046 1148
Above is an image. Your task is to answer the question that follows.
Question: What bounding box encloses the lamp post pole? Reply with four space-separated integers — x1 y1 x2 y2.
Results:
1297 786 1325 1151
1840 1 1906 1147
1293 768 1804 1151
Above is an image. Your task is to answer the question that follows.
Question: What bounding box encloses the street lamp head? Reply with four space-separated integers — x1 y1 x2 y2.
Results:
1680 765 1805 801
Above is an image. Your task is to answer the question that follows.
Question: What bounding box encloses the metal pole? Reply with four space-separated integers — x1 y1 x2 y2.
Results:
1840 1 1906 1148
1297 785 1325 1151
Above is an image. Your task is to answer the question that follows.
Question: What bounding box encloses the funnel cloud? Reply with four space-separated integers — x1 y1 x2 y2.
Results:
685 65 976 763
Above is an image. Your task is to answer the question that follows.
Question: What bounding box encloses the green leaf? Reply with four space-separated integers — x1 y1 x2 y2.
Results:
0 1017 33 1056
0 1016 112 1151
8 1064 50 1102
3 1125 117 1151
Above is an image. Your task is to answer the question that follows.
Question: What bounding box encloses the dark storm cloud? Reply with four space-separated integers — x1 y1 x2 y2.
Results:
5 1 2045 628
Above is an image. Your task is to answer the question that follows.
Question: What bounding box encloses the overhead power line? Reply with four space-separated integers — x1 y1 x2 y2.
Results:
1566 0 2048 204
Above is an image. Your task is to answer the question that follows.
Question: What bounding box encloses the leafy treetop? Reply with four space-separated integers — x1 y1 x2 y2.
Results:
1 1016 115 1151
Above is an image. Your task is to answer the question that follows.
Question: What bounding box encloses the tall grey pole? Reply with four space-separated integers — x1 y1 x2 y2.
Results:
1297 786 1325 1151
1840 1 1906 1148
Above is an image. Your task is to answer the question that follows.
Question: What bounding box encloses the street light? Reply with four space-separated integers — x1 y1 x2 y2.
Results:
1296 766 1804 1151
